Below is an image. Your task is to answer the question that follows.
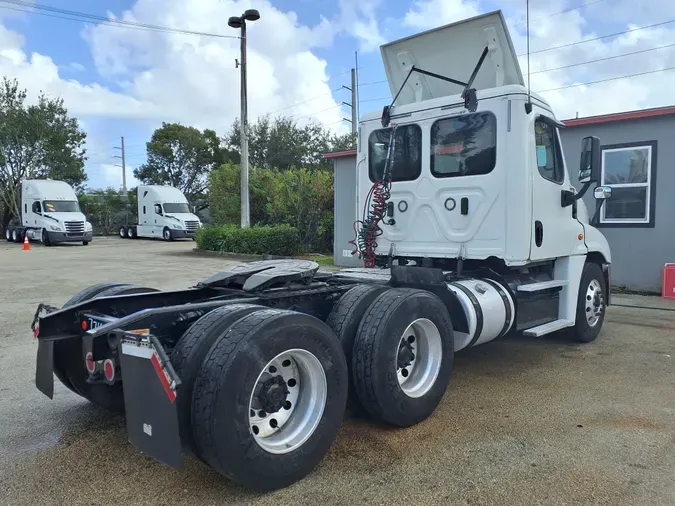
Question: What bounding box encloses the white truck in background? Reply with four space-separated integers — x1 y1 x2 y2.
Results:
4 179 93 246
119 185 201 241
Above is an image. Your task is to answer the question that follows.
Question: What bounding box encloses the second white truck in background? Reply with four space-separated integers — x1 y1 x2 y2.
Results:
119 185 202 241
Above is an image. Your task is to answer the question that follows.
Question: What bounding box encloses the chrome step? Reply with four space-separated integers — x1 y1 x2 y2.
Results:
523 319 574 337
517 280 568 292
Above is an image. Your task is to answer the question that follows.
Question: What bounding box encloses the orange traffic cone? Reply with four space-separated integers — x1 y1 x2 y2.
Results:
23 233 30 251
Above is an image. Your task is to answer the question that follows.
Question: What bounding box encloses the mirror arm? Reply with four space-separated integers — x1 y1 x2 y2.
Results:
590 198 604 226
561 182 591 207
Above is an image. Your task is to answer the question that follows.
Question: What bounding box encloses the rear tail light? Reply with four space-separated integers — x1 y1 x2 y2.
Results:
103 359 115 382
85 352 96 374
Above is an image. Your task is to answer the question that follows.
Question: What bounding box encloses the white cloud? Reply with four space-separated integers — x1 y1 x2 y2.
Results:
336 0 386 52
404 0 481 30
398 0 675 119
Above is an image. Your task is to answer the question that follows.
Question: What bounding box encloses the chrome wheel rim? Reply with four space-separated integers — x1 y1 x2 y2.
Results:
248 349 327 454
164 230 170 240
5 229 10 240
396 318 443 398
127 228 133 238
585 279 604 327
12 230 18 241
119 228 125 237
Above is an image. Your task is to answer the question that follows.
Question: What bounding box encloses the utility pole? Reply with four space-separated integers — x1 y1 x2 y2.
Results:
113 136 127 195
350 68 357 135
229 9 260 229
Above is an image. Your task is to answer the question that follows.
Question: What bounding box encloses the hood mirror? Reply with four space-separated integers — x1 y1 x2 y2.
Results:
594 186 612 200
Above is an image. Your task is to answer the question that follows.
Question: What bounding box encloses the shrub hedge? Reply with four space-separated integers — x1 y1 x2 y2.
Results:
195 224 301 256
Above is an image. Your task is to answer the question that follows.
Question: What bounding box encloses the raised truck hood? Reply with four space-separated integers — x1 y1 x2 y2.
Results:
380 10 524 106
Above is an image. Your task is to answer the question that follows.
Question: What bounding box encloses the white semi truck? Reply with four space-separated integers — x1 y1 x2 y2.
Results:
4 179 93 246
31 11 613 492
118 185 201 241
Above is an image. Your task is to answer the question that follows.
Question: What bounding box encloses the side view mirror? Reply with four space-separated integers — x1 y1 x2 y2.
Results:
594 186 612 200
578 136 601 184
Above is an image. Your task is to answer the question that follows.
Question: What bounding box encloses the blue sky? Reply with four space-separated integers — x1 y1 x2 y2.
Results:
0 0 673 191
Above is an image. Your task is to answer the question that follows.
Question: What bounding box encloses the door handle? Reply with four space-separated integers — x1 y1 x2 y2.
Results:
460 197 469 215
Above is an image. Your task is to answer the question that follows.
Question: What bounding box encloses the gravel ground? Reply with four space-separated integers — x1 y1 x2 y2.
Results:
0 236 674 505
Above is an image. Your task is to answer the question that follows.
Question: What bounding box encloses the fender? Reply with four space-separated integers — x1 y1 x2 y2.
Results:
389 264 469 334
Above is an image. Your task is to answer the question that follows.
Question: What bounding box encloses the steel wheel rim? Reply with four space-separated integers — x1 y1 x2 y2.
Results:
396 318 443 398
585 279 604 327
248 348 327 454
164 230 170 240
120 228 125 237
127 228 133 238
12 230 17 241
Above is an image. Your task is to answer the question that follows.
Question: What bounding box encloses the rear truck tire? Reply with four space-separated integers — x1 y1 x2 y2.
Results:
12 228 21 243
119 226 127 238
171 303 266 458
4 227 11 241
352 288 454 427
129 226 137 239
572 262 606 343
163 227 173 241
191 309 348 491
82 241 89 246
325 284 389 414
55 283 158 412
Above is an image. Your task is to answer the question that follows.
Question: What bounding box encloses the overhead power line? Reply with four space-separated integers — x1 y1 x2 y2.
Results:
532 42 675 74
265 87 344 117
537 65 675 93
512 0 609 28
0 0 239 39
521 18 675 56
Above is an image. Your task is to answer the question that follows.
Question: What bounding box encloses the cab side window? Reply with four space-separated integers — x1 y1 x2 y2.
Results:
154 204 163 215
32 201 41 214
534 120 564 184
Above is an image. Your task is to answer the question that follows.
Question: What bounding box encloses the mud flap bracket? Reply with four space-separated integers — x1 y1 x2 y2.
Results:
117 331 183 470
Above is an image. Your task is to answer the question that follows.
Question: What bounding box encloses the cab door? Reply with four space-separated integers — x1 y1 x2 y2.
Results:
529 112 585 260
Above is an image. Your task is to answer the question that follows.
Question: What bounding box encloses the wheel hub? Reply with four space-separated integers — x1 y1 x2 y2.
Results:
397 339 415 369
257 375 289 413
585 279 604 327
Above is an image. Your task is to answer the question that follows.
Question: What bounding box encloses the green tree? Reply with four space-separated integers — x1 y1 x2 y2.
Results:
0 77 87 227
226 115 356 171
134 123 236 207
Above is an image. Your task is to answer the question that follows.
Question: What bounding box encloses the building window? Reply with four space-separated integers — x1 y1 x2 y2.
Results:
534 119 564 184
431 112 496 178
600 141 657 227
368 124 422 182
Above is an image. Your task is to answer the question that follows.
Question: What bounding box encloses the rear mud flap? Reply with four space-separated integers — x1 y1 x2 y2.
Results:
118 333 183 470
35 340 55 398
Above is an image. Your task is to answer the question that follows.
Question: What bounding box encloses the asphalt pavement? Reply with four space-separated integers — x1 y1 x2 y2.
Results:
0 237 673 505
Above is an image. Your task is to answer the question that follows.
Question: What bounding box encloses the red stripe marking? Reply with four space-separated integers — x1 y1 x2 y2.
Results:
151 353 176 403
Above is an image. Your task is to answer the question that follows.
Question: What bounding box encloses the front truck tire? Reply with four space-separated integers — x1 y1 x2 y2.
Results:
352 288 454 427
573 262 607 343
191 309 348 491
326 284 389 414
54 283 158 412
171 303 266 458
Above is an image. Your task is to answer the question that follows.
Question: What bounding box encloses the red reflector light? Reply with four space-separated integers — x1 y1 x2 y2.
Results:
103 359 115 382
81 320 87 330
85 352 96 374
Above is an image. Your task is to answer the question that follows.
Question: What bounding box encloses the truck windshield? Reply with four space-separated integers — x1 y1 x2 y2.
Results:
163 203 190 214
43 201 80 213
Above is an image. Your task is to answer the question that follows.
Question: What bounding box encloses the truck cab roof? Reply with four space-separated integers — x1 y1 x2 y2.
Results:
138 185 189 203
380 10 524 107
22 179 78 200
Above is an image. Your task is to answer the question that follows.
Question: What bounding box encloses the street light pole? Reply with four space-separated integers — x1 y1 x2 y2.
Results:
229 9 260 229
239 20 249 229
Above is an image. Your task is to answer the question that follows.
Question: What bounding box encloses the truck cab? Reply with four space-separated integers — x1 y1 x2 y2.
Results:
354 10 612 340
135 185 201 240
11 179 93 245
